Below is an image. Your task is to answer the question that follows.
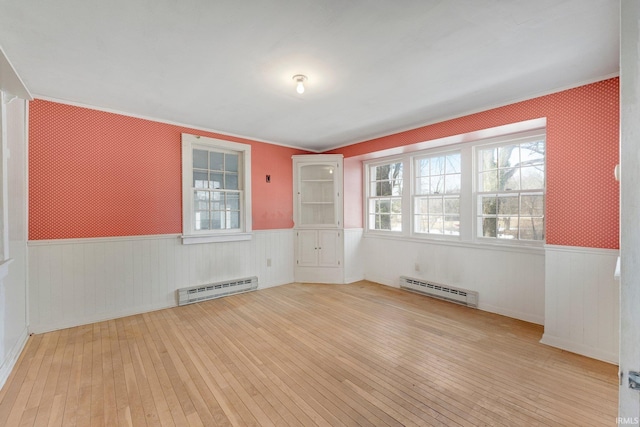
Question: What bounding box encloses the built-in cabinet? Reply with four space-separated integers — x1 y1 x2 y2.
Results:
293 154 344 283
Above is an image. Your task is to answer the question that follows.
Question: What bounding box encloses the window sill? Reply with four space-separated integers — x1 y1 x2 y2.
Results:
363 232 544 255
181 233 252 245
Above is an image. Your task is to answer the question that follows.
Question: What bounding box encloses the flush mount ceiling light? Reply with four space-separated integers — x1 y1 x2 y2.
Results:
292 74 307 94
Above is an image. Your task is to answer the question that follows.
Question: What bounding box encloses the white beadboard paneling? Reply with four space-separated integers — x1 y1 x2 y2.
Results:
28 229 295 333
344 228 365 283
1 97 29 390
541 245 619 364
363 235 545 324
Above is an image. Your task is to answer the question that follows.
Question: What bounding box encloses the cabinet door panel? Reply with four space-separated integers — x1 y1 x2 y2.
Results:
297 230 318 267
318 230 339 267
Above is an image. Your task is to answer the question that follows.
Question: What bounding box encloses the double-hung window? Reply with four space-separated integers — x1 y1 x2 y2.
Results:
367 161 403 231
363 125 546 246
476 137 545 241
181 134 252 243
413 151 461 236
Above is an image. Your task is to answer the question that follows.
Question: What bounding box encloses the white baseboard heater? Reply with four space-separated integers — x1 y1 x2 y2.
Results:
177 276 258 306
399 276 478 308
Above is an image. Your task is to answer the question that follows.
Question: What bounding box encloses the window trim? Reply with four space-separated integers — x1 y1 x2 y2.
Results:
362 124 546 248
411 148 463 240
181 134 252 244
472 133 546 245
364 157 406 235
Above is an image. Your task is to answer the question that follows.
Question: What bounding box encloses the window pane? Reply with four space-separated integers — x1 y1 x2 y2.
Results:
227 192 240 210
521 194 544 216
417 158 429 176
229 211 240 229
521 141 545 164
480 171 498 191
417 197 429 214
430 176 444 194
415 214 428 233
390 214 402 231
497 196 519 215
430 156 445 175
519 217 544 240
446 154 461 174
498 217 518 239
428 197 443 214
481 148 497 171
210 152 224 170
498 144 519 168
210 173 223 189
375 199 390 214
444 174 461 193
499 168 520 191
480 196 497 215
211 211 223 229
416 177 429 194
194 193 209 211
521 166 544 190
195 211 210 230
444 215 460 235
193 171 208 189
193 149 209 169
226 173 239 190
391 199 402 214
225 153 239 172
481 217 497 237
444 198 460 215
429 215 443 233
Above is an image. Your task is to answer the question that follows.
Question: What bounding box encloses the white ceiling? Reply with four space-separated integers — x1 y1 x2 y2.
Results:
0 0 619 152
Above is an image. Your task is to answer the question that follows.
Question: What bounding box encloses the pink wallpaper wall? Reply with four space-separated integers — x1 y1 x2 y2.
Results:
29 100 308 239
29 78 619 248
331 78 620 249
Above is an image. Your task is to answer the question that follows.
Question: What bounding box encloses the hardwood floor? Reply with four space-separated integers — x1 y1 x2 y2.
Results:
0 281 617 426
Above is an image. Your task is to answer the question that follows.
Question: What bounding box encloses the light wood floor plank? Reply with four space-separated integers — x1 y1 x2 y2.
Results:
0 281 618 426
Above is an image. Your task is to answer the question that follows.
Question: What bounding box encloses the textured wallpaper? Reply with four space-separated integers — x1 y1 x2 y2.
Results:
335 78 620 249
29 101 307 239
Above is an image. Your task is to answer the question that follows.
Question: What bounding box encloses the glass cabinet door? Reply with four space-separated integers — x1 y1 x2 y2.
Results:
298 163 337 226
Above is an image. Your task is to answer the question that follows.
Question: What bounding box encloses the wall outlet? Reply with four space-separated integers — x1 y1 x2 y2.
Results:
267 258 272 267
414 263 420 272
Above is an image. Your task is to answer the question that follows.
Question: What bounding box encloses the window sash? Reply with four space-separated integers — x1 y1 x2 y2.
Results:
475 138 545 241
367 161 403 231
363 129 545 245
181 134 252 242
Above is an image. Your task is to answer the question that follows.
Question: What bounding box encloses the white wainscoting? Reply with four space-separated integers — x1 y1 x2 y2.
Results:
28 229 295 333
363 236 546 324
344 228 365 283
541 245 619 364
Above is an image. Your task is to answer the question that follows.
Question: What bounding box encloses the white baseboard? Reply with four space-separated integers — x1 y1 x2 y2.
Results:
0 327 29 390
479 303 544 325
540 333 618 365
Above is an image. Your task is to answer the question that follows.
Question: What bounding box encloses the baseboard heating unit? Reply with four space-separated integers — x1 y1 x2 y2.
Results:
399 276 478 308
177 276 258 306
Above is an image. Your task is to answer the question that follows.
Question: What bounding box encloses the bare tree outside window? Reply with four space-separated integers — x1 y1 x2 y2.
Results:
477 139 545 241
369 162 403 231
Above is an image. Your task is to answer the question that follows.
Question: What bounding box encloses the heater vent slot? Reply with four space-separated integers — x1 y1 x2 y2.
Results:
399 276 478 308
177 276 258 306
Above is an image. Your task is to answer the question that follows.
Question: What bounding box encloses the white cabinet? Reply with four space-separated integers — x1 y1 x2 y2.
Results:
296 229 341 267
293 154 344 283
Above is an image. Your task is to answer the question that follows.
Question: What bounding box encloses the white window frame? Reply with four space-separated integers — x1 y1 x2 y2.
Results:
365 158 406 234
474 133 546 244
181 133 252 244
362 124 546 249
412 149 463 239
